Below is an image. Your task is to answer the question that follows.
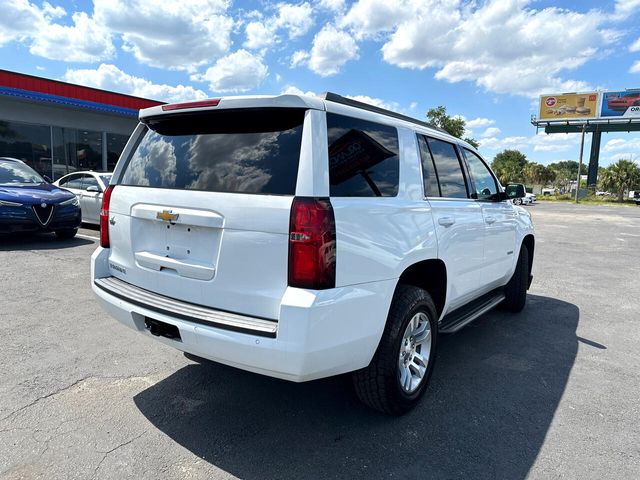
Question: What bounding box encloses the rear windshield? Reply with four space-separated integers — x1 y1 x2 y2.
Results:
119 108 305 195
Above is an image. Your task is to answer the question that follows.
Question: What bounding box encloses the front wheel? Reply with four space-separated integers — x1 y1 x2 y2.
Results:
55 228 77 239
353 285 438 415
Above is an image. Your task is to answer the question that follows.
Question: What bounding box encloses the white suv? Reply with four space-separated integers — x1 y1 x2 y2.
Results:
92 93 534 414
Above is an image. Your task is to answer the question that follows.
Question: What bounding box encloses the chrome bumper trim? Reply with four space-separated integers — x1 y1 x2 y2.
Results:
95 276 278 338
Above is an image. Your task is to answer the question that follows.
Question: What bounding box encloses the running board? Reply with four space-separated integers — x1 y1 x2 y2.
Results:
439 290 505 334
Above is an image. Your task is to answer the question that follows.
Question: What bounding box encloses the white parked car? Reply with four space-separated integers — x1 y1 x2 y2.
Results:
54 172 112 224
92 93 534 414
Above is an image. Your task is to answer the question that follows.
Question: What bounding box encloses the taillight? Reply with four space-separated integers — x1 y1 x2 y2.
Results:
161 99 220 111
288 197 336 290
99 185 115 248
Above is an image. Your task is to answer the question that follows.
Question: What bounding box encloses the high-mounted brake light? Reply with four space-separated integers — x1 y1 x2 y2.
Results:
288 197 336 290
99 185 115 248
161 99 220 111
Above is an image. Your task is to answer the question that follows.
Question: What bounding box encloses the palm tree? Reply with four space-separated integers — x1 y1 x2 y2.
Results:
599 160 640 202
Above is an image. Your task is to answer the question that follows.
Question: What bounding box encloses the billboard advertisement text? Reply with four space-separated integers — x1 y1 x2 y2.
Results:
539 93 599 120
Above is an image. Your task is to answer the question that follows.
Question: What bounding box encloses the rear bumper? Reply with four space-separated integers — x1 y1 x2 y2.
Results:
91 247 396 382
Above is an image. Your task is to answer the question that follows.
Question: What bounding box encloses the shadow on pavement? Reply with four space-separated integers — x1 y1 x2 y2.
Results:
0 232 94 250
134 294 579 479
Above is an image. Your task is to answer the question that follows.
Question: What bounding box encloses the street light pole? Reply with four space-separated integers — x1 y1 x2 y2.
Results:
575 123 587 203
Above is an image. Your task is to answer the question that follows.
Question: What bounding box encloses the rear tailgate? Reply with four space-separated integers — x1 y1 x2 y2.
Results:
105 107 307 320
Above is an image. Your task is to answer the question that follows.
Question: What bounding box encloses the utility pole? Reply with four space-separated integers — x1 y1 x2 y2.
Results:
575 124 587 203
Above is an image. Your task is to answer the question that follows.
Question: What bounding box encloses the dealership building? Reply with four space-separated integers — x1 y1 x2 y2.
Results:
0 69 162 180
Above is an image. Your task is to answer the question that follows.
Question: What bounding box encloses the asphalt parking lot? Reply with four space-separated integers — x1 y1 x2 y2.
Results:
1 202 639 479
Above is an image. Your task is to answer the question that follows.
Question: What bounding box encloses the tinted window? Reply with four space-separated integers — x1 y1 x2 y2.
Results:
100 175 111 187
61 174 83 189
464 148 498 200
327 113 399 197
83 175 100 191
417 135 440 197
426 138 468 199
120 109 305 195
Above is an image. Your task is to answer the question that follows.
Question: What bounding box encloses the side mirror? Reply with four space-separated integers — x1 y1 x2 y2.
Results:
505 184 526 199
43 175 52 183
86 185 100 192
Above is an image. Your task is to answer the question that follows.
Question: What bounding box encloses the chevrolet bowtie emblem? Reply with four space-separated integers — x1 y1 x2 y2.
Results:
157 210 179 223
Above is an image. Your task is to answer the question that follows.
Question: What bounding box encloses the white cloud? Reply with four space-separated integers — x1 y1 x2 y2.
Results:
612 0 640 20
30 11 114 62
302 25 359 76
318 0 345 12
41 2 66 19
341 0 411 39
480 127 501 138
480 132 583 154
290 50 310 67
243 3 314 50
630 60 640 74
94 0 234 71
244 21 276 50
378 0 615 97
603 137 640 153
193 49 268 93
63 64 207 103
281 85 317 96
276 3 314 39
465 117 495 129
630 37 640 52
346 95 399 111
0 0 113 62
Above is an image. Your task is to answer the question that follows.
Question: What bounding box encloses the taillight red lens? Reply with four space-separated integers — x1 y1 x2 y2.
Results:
288 197 336 290
99 185 115 248
161 99 220 111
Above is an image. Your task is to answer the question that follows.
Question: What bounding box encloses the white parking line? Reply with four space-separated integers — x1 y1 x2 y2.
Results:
77 233 99 241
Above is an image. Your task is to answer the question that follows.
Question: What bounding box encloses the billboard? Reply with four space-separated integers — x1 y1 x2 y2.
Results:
600 90 640 118
539 93 599 120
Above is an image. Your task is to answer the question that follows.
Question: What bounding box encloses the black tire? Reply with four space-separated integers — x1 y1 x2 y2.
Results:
55 228 77 239
353 285 438 415
501 244 529 312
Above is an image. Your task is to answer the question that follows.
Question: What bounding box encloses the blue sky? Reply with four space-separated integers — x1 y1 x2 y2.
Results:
2 0 640 166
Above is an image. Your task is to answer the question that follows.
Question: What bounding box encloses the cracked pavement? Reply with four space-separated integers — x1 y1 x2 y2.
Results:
1 203 639 479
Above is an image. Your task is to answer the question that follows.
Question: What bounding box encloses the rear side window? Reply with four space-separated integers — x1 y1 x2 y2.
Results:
61 174 83 189
425 137 468 199
417 135 441 197
327 113 399 197
120 108 305 195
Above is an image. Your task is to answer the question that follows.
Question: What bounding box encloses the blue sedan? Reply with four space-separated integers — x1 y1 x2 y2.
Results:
0 157 82 238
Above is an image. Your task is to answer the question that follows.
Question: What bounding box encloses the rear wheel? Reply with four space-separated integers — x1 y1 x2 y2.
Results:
353 285 438 415
55 228 77 239
501 244 529 312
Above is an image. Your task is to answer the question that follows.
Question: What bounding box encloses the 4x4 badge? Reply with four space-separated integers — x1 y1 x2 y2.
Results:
157 210 179 223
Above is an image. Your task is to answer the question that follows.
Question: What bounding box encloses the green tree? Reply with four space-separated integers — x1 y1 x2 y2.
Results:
491 149 528 184
548 160 581 191
525 162 556 186
599 160 640 202
426 106 479 148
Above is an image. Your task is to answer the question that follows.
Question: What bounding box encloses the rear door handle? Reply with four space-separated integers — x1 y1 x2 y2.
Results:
438 217 455 227
485 216 496 224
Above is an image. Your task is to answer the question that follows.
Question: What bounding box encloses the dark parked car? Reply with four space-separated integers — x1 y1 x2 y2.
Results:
0 157 81 238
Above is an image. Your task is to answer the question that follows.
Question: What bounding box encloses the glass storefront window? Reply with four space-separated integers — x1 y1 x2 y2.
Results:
107 133 129 172
52 127 103 180
2 120 130 181
0 120 52 178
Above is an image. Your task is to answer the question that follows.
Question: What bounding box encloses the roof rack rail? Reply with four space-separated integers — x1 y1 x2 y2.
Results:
319 92 448 135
